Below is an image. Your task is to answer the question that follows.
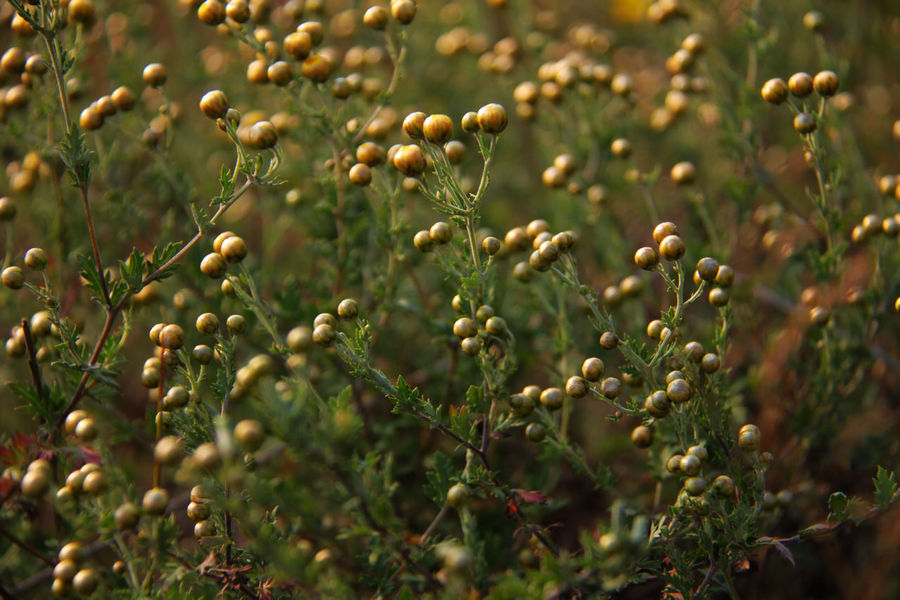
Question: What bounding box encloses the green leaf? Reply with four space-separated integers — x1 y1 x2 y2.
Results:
77 253 106 304
873 466 898 508
119 247 145 292
827 492 851 522
58 123 94 186
465 385 486 413
148 241 184 281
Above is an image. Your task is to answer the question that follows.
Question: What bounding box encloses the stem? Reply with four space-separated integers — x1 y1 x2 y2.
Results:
50 181 251 437
79 185 111 307
41 33 72 133
21 319 46 415
418 503 450 546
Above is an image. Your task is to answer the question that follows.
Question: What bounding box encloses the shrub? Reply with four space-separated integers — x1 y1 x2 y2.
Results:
0 1 898 598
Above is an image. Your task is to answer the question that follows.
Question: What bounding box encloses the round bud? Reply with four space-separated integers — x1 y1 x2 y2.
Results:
429 222 453 244
452 317 477 339
74 417 98 441
700 353 720 373
680 454 702 476
696 257 719 281
738 424 761 452
714 265 735 287
460 336 481 356
600 377 621 399
610 138 631 158
363 5 389 30
0 197 16 221
565 376 587 398
219 236 247 263
670 161 696 184
666 378 692 404
111 86 135 111
249 121 278 149
301 54 332 82
461 111 479 133
712 475 735 496
688 444 708 462
196 313 219 335
708 287 729 307
2 266 25 289
446 483 468 508
20 469 50 497
267 61 293 86
142 487 169 515
684 477 706 496
200 90 228 119
581 357 605 381
82 470 106 495
659 235 685 260
793 112 816 134
234 419 264 451
788 72 813 97
402 111 426 139
423 114 453 144
197 0 226 25
287 326 313 352
390 0 416 24
72 569 98 595
599 332 618 349
284 31 312 59
761 78 788 104
644 391 670 417
476 103 508 134
159 324 185 350
312 324 336 346
64 410 88 434
348 163 371 186
114 502 140 530
155 436 184 465
631 425 653 448
813 70 839 96
54 559 77 582
666 454 683 475
392 144 426 176
540 387 564 410
142 63 167 87
226 314 246 335
525 422 546 442
201 253 227 278
481 236 501 255
24 248 48 271
194 519 215 537
634 247 659 270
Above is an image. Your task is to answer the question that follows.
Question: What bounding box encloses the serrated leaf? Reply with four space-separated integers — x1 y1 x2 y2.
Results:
119 247 145 292
58 123 94 186
465 385 486 413
873 466 898 508
827 492 849 522
77 253 106 304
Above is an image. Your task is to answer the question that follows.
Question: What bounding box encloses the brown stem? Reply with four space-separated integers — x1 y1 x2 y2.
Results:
79 185 111 307
152 357 165 488
51 190 243 437
0 523 54 566
21 319 45 415
331 143 348 296
418 503 450 546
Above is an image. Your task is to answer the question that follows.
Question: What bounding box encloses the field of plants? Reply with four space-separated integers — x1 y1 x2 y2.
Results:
0 0 898 598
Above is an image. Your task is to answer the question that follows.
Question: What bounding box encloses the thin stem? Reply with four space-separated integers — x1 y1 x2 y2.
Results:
418 503 450 546
79 185 111 307
21 319 45 415
41 34 71 133
0 523 53 566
